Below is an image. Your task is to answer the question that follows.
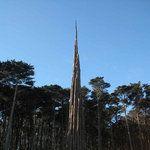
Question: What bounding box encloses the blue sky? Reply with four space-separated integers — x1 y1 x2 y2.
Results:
0 0 150 90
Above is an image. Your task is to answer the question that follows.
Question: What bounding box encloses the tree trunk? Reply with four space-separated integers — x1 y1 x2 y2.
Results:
4 84 18 150
98 100 102 150
124 104 133 150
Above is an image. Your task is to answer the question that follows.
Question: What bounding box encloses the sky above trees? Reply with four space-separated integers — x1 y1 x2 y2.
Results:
0 0 150 90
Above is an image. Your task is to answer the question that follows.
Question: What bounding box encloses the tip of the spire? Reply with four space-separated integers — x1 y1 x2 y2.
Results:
75 20 78 40
75 20 77 28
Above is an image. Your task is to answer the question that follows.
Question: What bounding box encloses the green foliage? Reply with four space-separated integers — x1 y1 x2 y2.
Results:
0 60 34 86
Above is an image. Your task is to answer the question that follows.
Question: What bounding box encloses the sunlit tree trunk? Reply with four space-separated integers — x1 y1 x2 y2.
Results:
124 104 133 150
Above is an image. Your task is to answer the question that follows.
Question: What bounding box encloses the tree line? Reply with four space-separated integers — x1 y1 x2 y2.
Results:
0 60 149 150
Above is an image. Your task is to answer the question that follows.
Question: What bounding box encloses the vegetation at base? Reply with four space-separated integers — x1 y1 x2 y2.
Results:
0 60 149 150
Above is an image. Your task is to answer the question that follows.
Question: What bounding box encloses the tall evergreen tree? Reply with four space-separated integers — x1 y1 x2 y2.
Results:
0 60 34 150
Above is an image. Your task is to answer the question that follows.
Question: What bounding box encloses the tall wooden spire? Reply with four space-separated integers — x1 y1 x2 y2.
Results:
67 23 84 150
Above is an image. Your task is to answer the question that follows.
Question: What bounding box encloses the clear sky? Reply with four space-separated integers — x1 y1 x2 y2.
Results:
0 0 150 90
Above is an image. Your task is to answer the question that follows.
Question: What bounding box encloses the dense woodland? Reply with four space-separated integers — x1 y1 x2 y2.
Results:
0 60 150 150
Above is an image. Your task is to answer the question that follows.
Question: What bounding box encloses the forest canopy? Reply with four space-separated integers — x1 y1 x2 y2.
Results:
0 60 150 150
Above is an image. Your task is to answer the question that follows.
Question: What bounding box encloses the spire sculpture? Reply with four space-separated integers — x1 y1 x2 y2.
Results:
67 23 84 150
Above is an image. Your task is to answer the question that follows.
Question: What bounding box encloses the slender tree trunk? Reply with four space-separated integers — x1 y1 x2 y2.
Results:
124 104 133 150
136 113 144 150
4 84 18 150
110 125 115 150
52 106 56 150
98 100 102 150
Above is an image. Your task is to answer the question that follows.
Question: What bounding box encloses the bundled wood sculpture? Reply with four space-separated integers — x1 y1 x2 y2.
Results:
67 23 84 150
